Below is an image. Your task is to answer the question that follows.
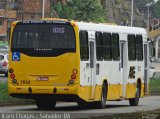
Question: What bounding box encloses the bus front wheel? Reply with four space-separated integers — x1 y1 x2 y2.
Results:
36 99 56 110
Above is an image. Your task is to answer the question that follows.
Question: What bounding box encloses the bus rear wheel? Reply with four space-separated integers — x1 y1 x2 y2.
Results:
77 100 87 108
96 83 107 109
36 99 56 110
129 82 140 106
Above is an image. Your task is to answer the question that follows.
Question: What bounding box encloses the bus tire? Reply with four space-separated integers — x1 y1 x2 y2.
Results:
129 82 140 106
36 99 56 110
96 83 107 109
77 100 87 108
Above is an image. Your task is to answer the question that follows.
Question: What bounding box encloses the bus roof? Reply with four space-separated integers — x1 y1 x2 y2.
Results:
76 22 147 35
12 19 147 36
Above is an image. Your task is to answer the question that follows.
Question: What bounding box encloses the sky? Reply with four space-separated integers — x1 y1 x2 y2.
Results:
154 0 159 2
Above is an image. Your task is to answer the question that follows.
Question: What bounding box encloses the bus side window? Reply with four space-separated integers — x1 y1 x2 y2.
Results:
96 32 103 61
102 32 112 60
112 33 120 60
80 31 89 61
136 35 143 61
128 34 136 60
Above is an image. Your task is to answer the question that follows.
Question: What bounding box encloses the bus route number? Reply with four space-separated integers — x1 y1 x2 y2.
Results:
53 27 65 34
21 80 30 84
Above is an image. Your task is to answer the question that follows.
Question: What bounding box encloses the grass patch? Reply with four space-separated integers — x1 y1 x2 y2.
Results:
0 82 34 105
0 41 8 46
150 78 160 95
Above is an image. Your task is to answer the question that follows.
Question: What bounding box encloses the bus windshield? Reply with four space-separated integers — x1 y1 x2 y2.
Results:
11 23 76 57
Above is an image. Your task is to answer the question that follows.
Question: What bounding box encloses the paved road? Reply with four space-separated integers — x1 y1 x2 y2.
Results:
0 96 160 118
0 75 7 83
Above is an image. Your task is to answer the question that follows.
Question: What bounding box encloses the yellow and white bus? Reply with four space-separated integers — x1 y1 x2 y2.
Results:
8 19 149 109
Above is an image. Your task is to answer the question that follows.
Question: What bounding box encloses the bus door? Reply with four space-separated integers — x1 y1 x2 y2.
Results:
144 43 148 95
88 32 96 100
120 41 127 97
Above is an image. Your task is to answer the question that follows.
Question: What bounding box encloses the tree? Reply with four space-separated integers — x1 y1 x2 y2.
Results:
153 0 160 17
52 0 106 22
135 0 154 7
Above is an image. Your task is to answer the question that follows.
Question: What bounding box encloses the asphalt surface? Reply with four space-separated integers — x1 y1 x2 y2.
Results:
0 96 160 119
0 76 160 118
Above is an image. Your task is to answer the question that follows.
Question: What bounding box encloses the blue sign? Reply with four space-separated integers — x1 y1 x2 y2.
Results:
12 52 20 61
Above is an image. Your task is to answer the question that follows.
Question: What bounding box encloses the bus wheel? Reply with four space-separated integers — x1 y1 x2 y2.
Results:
77 100 87 108
36 99 56 110
129 82 140 106
96 83 107 109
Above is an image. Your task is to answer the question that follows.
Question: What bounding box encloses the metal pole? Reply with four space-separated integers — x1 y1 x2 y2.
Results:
157 18 160 29
131 0 133 26
148 5 150 32
42 0 45 18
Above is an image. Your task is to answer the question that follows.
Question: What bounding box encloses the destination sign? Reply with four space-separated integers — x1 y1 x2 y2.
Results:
21 20 67 24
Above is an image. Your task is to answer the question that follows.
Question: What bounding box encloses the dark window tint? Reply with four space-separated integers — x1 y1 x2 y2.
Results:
12 23 76 57
112 33 120 60
80 31 89 60
12 24 75 49
128 35 136 60
96 32 103 60
136 35 143 61
102 33 112 60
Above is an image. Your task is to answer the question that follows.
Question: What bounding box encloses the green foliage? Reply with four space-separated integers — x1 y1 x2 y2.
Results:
135 0 160 17
52 0 106 22
115 0 121 5
0 82 15 103
0 82 33 105
150 78 160 95
153 0 160 17
135 0 154 7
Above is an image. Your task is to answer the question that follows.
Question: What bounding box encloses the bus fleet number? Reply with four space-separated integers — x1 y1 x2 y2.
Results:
21 80 30 84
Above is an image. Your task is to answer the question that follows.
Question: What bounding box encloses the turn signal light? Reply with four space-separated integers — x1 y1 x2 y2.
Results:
9 68 14 73
71 74 76 79
72 69 78 74
10 73 15 79
12 23 16 27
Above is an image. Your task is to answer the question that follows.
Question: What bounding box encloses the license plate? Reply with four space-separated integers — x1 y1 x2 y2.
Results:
37 77 48 81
